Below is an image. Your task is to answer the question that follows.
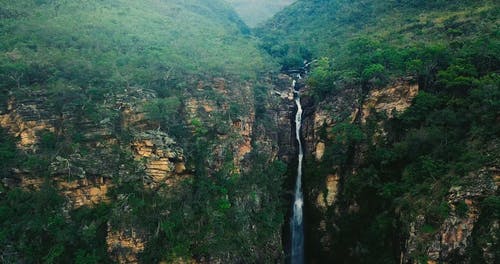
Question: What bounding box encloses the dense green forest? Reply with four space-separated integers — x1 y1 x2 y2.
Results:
0 0 498 263
0 0 285 263
259 0 499 263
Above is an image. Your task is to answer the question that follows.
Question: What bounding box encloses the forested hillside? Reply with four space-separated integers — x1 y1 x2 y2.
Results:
0 0 498 263
259 0 499 263
0 0 285 263
0 0 271 82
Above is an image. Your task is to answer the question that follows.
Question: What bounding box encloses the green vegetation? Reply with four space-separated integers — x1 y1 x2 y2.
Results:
0 183 111 263
143 96 184 136
105 140 286 262
0 0 498 262
0 0 278 159
261 0 499 262
0 128 19 178
340 70 499 262
0 0 275 107
0 0 285 262
258 0 498 90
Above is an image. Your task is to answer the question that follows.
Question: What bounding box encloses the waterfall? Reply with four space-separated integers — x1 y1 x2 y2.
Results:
291 77 304 264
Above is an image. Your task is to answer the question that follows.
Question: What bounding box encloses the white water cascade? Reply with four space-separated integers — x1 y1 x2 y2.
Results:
291 77 304 264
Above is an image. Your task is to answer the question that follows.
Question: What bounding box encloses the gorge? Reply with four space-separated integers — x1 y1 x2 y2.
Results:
0 0 498 264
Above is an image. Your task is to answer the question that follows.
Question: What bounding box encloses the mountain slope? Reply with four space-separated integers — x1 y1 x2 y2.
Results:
0 0 272 84
0 1 286 263
259 0 499 263
0 0 498 263
258 0 498 72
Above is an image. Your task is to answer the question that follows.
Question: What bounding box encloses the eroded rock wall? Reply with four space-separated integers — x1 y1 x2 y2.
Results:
301 79 419 254
0 71 294 263
300 77 499 263
405 168 498 264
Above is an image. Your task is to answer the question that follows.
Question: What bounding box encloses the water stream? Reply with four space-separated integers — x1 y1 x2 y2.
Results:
291 77 304 264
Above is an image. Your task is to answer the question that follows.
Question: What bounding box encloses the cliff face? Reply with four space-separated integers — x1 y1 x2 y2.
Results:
268 74 428 260
301 80 402 255
1 1 497 262
0 74 287 263
0 91 57 150
182 77 257 174
299 75 498 263
269 73 299 162
405 167 498 264
300 84 362 252
0 1 283 260
0 87 170 263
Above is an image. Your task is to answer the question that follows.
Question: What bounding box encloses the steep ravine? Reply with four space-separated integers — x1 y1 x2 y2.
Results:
291 77 498 263
276 72 394 262
1 55 497 264
1 1 498 263
299 79 418 262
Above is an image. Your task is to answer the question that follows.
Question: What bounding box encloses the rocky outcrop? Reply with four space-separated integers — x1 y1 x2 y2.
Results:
117 88 157 130
303 85 361 157
404 168 498 264
132 130 188 188
0 73 288 263
106 225 145 264
315 141 326 161
184 77 257 173
58 178 111 208
360 79 419 124
12 169 111 209
269 73 300 162
360 79 419 146
301 79 420 253
0 92 56 150
316 174 340 210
